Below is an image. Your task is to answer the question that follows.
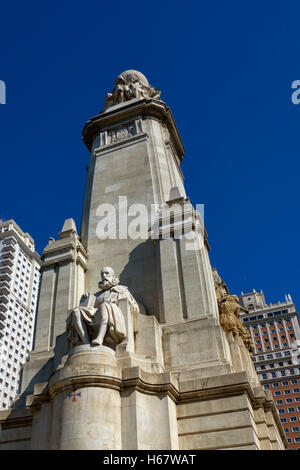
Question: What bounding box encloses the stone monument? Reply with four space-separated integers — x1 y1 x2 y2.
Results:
0 71 287 450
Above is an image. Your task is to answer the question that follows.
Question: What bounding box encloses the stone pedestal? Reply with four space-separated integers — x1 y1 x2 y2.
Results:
30 346 122 450
20 219 87 401
25 345 180 450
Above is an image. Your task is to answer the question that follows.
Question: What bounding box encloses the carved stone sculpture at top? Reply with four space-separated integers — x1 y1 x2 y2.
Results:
66 266 140 348
104 70 161 110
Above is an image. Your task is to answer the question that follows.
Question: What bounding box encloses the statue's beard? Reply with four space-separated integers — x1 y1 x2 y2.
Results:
99 277 118 290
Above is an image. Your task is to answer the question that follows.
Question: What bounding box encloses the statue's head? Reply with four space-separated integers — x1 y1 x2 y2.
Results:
230 295 239 302
99 267 119 290
120 70 149 86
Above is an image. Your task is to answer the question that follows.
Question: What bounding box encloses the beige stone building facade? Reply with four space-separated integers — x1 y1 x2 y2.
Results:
0 71 287 450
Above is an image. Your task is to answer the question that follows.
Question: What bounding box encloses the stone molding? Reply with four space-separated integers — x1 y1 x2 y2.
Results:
1 365 286 449
94 131 148 158
82 98 185 160
26 362 179 412
0 408 32 429
22 362 284 443
41 236 87 271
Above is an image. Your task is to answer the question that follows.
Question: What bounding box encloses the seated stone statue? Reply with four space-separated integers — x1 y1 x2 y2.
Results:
67 267 140 348
104 70 161 110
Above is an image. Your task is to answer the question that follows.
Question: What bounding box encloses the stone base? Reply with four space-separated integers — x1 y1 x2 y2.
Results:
0 360 287 450
177 371 285 450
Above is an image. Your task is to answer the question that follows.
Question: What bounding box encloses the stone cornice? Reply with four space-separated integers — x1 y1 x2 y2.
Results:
0 408 32 429
94 132 148 157
41 236 88 270
82 98 185 161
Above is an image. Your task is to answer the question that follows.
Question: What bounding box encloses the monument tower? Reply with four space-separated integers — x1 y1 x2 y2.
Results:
0 70 286 450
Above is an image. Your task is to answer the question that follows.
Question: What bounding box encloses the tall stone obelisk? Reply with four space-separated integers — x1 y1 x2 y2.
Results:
0 70 287 450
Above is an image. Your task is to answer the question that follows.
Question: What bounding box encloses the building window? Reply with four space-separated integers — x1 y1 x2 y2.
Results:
292 427 300 432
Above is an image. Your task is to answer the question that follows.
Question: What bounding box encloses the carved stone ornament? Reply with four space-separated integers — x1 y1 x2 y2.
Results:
66 267 140 349
218 294 254 354
104 70 161 110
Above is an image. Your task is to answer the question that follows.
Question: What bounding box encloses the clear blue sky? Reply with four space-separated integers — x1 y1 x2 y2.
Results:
1 1 299 310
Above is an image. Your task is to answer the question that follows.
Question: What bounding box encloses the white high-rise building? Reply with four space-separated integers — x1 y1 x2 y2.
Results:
0 220 41 410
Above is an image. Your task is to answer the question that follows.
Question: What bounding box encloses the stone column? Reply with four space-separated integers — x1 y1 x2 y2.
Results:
20 219 87 397
81 99 186 319
154 196 219 322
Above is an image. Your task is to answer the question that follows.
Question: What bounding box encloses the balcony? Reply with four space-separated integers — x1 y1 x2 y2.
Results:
0 264 13 275
0 300 7 321
4 235 16 244
0 301 8 313
2 244 15 254
0 280 10 295
0 272 11 282
0 319 5 338
1 250 14 260
0 309 6 321
0 257 14 267
0 292 8 302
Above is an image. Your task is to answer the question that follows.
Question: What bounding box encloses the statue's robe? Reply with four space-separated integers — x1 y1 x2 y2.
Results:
67 285 139 344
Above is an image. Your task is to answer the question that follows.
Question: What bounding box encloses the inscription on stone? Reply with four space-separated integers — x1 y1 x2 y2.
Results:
99 119 143 147
109 124 135 143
